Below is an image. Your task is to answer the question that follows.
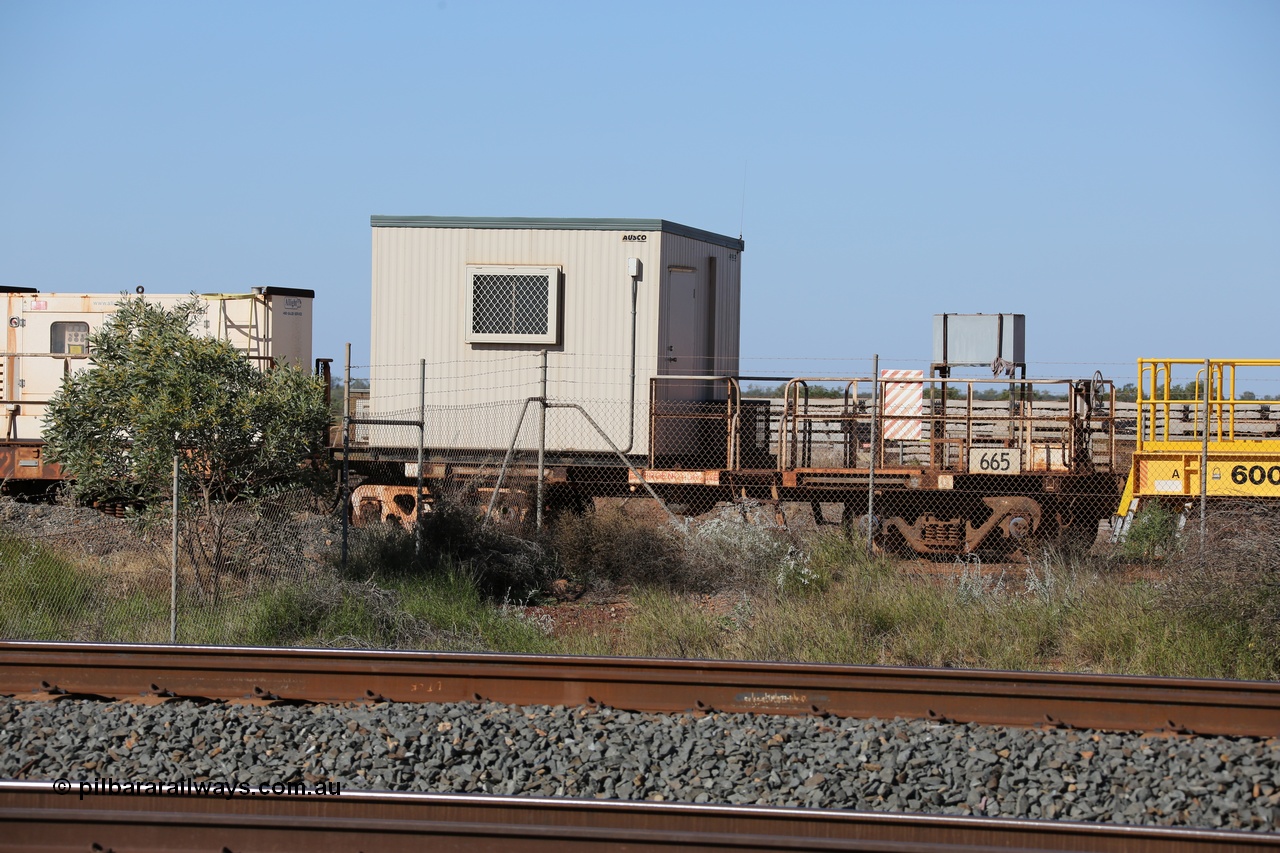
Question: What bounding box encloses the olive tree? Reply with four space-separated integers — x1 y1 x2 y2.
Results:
44 296 330 597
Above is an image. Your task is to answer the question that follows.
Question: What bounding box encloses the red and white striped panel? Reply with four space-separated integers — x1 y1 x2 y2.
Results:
881 369 923 440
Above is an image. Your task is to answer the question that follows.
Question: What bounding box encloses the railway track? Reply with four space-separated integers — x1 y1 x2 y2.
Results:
4 641 1278 736
2 781 1275 852
2 641 1279 850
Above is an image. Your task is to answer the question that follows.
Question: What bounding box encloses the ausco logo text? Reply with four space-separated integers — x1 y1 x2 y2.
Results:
621 234 647 242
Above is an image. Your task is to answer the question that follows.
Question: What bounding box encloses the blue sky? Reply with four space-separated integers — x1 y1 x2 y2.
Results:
2 0 1277 383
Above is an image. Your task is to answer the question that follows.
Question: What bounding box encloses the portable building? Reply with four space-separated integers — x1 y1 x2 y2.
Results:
2 286 314 444
369 216 744 460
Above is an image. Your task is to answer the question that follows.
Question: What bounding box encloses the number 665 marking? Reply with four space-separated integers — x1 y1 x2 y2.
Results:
969 449 1020 475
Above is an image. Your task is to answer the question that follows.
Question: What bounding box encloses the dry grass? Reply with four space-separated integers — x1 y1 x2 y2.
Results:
554 515 1280 679
6 496 1277 679
543 504 688 592
1158 503 1280 667
545 500 821 597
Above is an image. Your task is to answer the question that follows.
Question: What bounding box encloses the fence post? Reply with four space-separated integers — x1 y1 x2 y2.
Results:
1200 357 1210 546
867 354 879 558
170 449 178 644
537 349 547 530
341 343 351 571
416 357 426 558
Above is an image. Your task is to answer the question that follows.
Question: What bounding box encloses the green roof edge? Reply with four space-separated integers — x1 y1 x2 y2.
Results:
370 216 744 251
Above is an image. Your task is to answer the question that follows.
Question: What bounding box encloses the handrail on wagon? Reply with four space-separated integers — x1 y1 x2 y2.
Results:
779 377 863 471
644 373 1118 477
647 375 741 470
774 374 1116 476
1137 358 1280 450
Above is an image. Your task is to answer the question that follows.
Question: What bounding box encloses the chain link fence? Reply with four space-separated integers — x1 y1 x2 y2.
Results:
342 351 1280 561
6 353 1278 648
342 351 1162 559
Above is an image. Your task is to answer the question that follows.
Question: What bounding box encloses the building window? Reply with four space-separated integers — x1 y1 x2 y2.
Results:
465 266 560 344
51 322 89 355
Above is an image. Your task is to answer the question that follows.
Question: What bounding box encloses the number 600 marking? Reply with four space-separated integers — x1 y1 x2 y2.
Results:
1231 464 1280 486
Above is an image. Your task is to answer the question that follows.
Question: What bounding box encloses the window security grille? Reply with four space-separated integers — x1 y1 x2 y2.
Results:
474 274 548 335
465 266 559 344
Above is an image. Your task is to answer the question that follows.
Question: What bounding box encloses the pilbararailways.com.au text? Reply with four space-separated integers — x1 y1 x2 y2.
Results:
53 777 342 800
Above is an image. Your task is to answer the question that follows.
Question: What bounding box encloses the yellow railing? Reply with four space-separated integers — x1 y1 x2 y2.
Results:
1136 359 1280 450
1118 358 1280 515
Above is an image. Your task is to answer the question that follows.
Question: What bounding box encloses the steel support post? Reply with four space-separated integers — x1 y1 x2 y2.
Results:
537 350 547 531
417 358 425 558
341 343 351 571
867 354 879 558
1200 357 1210 546
170 451 178 645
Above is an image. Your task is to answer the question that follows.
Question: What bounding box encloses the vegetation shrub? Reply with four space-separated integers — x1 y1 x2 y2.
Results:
344 498 550 602
685 507 798 593
341 521 420 581
545 500 826 596
1119 501 1180 561
43 297 330 603
543 504 685 592
684 502 843 596
238 577 433 649
1160 503 1280 672
10 484 1279 677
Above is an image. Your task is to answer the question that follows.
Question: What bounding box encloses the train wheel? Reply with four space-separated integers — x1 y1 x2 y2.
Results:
838 503 874 541
479 486 532 528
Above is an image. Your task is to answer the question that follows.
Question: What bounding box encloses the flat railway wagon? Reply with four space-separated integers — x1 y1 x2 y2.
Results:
345 368 1128 557
0 285 317 495
1115 357 1280 526
343 216 1128 557
646 371 1125 556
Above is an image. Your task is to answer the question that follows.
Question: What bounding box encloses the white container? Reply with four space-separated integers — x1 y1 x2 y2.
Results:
368 217 743 457
2 286 314 442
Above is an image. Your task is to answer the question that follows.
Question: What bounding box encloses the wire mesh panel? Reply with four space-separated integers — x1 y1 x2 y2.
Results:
471 273 551 337
463 267 559 345
0 501 168 642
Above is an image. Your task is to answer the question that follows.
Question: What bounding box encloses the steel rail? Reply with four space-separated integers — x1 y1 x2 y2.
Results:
0 782 1273 852
3 642 1280 737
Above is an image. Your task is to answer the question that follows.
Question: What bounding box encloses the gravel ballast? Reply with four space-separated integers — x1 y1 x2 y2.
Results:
2 696 1278 831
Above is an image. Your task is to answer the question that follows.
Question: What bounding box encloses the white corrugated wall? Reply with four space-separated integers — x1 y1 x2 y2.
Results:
370 225 672 455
